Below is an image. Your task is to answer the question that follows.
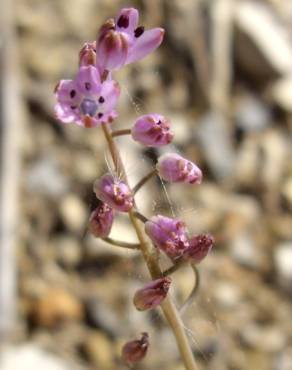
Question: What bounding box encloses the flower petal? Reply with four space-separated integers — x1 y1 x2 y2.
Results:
126 28 165 64
99 80 121 113
55 80 81 105
54 103 80 124
116 8 139 34
76 65 101 94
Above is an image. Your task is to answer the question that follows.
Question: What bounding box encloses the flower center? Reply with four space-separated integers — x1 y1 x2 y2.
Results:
80 98 98 117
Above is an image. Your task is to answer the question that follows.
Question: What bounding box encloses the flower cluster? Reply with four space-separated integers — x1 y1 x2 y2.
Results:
145 215 214 263
55 7 214 366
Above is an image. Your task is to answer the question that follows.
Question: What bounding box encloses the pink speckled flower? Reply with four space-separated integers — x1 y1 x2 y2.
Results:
79 41 96 67
88 202 114 238
93 173 134 212
183 234 214 264
131 114 174 147
157 153 202 185
145 215 189 260
122 333 149 364
133 277 171 311
96 8 164 73
54 65 120 127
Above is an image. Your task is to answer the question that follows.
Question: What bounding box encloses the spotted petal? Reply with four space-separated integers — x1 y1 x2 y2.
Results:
55 80 81 105
76 65 101 94
54 103 80 124
99 80 120 113
126 28 165 64
116 8 139 35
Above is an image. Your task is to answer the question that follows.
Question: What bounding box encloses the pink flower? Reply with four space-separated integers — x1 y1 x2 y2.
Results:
131 114 174 147
122 332 149 364
133 277 171 311
157 153 202 184
183 234 214 264
145 215 189 260
93 173 134 212
88 202 114 238
96 8 164 73
54 65 120 127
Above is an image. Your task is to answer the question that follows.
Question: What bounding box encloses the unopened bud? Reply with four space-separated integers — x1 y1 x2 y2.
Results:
133 277 171 311
79 41 96 66
157 153 202 185
93 173 134 212
145 215 189 260
97 26 129 72
121 332 149 364
88 201 114 238
131 114 174 147
183 234 214 263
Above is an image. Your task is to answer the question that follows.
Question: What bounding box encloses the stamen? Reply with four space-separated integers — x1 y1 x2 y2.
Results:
85 82 91 90
70 89 76 98
117 14 129 28
134 26 145 38
98 113 104 118
98 96 105 103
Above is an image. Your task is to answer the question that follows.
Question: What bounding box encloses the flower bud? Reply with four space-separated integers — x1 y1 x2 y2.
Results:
183 234 214 263
133 277 171 311
157 153 202 184
145 215 189 260
97 24 129 72
79 41 96 66
131 114 174 147
121 332 149 364
88 201 114 238
93 174 134 212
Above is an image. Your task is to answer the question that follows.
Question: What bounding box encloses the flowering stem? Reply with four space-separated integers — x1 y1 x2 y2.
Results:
111 128 131 137
133 169 157 194
101 122 198 370
103 237 140 249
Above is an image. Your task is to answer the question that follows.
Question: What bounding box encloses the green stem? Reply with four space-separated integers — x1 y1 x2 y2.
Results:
101 123 198 370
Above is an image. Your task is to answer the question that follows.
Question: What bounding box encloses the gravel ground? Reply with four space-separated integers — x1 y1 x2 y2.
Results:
1 1 292 369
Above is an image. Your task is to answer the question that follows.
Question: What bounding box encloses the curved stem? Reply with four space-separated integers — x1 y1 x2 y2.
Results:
133 211 149 224
101 123 198 370
102 237 140 250
163 259 186 277
133 169 157 194
111 128 131 138
180 265 200 314
163 262 200 312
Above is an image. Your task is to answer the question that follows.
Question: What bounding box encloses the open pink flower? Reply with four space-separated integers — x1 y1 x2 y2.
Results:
157 153 202 185
131 114 174 147
54 65 120 127
145 215 189 260
96 7 164 73
93 173 134 212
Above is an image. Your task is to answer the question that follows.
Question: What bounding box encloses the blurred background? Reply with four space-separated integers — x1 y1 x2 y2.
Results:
1 0 292 369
